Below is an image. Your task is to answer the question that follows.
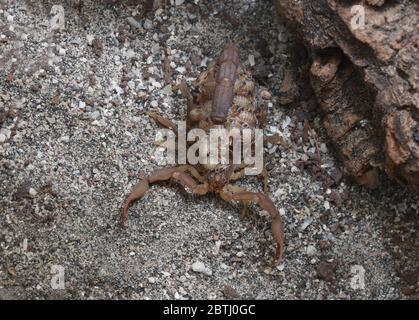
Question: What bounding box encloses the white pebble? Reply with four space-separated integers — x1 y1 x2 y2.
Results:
143 19 153 30
301 218 313 231
176 66 186 74
126 17 142 30
291 166 299 173
306 245 317 256
86 34 94 45
248 54 255 66
49 5 65 31
29 188 37 197
192 261 212 276
324 201 330 210
22 238 28 251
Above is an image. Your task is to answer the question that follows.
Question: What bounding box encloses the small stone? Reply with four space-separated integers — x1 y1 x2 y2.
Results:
300 218 313 231
58 48 66 56
86 34 94 45
190 53 201 66
92 37 103 57
324 201 330 210
401 270 418 286
350 265 366 290
22 238 28 251
223 285 239 299
176 66 186 74
305 245 317 256
281 116 291 129
90 111 100 120
127 17 142 30
175 0 185 5
248 54 255 67
179 287 187 296
0 128 11 141
260 89 272 100
150 100 158 108
143 19 153 30
401 286 415 296
49 5 65 31
319 239 331 250
0 133 6 143
191 261 212 276
148 277 156 284
316 260 337 282
29 188 37 197
278 32 288 43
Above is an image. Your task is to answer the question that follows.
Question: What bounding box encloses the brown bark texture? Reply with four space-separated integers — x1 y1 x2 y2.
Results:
275 0 419 189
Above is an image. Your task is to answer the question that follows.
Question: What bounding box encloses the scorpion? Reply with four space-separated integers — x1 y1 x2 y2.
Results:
121 43 285 264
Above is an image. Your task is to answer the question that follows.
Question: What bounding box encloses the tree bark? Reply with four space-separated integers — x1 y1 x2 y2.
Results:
275 0 418 189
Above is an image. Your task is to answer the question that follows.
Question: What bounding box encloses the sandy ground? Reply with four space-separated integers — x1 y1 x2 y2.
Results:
0 0 417 299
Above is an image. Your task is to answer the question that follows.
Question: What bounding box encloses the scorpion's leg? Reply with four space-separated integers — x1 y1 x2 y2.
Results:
178 165 206 183
179 80 195 129
121 167 209 227
219 186 285 264
222 184 250 220
229 166 269 193
147 111 178 134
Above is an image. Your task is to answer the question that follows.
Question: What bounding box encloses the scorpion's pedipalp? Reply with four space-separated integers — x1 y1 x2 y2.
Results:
179 80 196 129
121 167 209 227
147 112 178 134
219 186 285 264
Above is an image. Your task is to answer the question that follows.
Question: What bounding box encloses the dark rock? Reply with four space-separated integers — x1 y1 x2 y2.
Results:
316 260 337 282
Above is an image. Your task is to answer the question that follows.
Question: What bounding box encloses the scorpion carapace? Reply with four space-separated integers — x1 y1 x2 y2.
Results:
121 43 286 264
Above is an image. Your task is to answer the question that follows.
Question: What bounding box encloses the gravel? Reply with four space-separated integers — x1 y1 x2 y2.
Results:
0 0 418 300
